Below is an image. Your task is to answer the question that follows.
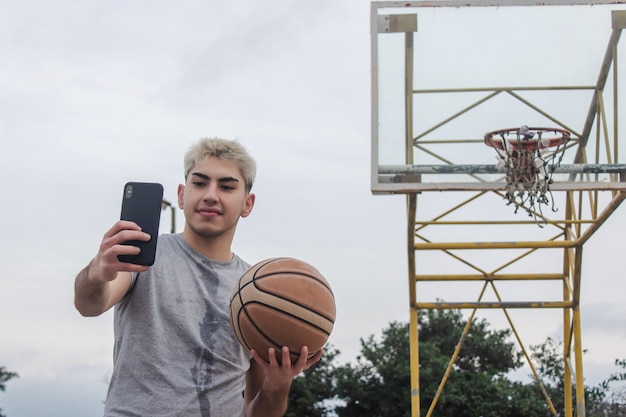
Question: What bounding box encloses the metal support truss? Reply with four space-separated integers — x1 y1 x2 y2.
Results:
371 3 626 416
407 188 626 417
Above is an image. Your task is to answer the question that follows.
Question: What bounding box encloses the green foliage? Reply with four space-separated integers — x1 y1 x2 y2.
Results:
605 358 626 386
286 346 341 417
599 358 626 416
287 312 625 417
528 337 618 416
415 309 524 417
0 367 18 417
331 310 526 417
333 321 412 417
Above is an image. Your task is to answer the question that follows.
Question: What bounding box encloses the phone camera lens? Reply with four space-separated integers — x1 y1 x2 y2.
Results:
125 185 134 198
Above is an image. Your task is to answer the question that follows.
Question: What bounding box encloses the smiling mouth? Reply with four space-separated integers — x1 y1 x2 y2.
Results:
197 207 222 216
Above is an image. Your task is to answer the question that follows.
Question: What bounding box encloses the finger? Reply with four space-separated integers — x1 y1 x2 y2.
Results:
114 243 143 257
100 230 151 259
267 348 278 366
299 349 323 372
106 232 151 260
308 348 324 363
281 346 291 367
115 229 152 243
103 222 151 246
250 349 266 366
104 220 143 238
296 346 309 368
96 252 150 279
115 261 151 273
103 243 142 269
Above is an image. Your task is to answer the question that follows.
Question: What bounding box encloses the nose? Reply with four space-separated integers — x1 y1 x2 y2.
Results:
202 183 219 203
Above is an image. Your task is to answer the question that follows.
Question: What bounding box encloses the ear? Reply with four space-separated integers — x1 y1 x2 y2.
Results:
241 193 255 218
177 183 185 209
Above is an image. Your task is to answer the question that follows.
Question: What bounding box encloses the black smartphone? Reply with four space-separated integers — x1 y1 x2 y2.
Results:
118 182 164 266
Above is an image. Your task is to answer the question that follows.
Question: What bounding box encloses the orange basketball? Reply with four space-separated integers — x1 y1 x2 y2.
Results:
229 257 336 364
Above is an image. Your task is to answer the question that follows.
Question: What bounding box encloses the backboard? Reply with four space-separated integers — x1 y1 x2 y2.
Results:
371 1 626 194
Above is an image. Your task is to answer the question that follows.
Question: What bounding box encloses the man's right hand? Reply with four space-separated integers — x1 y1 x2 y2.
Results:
74 220 152 316
88 220 153 283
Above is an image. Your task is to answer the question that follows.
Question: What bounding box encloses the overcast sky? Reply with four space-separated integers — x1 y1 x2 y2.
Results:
1 1 625 416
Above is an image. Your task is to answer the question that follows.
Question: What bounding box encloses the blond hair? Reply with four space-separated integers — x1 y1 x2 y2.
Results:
184 137 256 192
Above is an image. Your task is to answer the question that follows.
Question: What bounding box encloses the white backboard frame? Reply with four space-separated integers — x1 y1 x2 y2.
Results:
370 1 626 194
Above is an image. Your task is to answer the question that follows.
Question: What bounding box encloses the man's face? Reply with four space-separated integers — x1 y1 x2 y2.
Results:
177 156 254 239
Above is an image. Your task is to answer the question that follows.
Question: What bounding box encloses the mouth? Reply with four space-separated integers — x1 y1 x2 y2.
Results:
197 207 222 217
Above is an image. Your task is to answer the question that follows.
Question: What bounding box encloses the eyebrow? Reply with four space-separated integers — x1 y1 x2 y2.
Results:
190 172 240 184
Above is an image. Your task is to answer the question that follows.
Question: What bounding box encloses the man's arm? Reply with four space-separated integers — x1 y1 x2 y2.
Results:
74 220 151 316
244 346 323 417
74 263 133 316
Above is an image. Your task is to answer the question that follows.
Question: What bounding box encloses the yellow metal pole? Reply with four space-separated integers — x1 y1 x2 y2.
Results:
409 304 420 417
572 246 586 417
425 297 485 417
614 41 619 165
407 194 419 417
414 240 578 250
563 192 574 417
416 273 564 281
573 305 586 417
578 192 626 245
404 25 420 417
414 301 573 309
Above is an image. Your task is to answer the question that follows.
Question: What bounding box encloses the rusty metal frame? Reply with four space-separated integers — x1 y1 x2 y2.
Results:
371 3 626 417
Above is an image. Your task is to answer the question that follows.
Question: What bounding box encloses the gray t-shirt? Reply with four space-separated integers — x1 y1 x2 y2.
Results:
104 233 251 417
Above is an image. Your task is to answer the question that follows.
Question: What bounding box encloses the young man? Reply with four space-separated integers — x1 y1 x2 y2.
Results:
74 138 321 417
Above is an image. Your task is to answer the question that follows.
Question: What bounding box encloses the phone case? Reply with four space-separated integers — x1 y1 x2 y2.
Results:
118 182 164 266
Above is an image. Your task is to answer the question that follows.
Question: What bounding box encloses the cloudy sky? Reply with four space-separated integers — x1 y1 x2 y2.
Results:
1 1 625 416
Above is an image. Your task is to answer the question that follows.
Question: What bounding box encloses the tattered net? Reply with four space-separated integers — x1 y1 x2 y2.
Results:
484 126 570 224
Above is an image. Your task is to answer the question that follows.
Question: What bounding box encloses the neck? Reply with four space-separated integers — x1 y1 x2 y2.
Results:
181 228 234 262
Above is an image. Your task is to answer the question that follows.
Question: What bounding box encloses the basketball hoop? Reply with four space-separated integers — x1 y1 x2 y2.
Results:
484 126 570 223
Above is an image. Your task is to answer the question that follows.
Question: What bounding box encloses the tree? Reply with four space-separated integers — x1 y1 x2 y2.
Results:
288 312 625 417
530 338 626 417
333 321 412 417
333 309 527 417
417 309 524 417
0 367 18 417
286 345 341 417
597 358 626 417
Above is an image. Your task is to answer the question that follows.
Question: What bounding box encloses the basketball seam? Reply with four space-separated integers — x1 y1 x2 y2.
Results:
249 270 335 323
242 300 333 336
252 257 333 290
240 305 301 357
248 282 336 323
253 269 334 294
233 308 252 351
